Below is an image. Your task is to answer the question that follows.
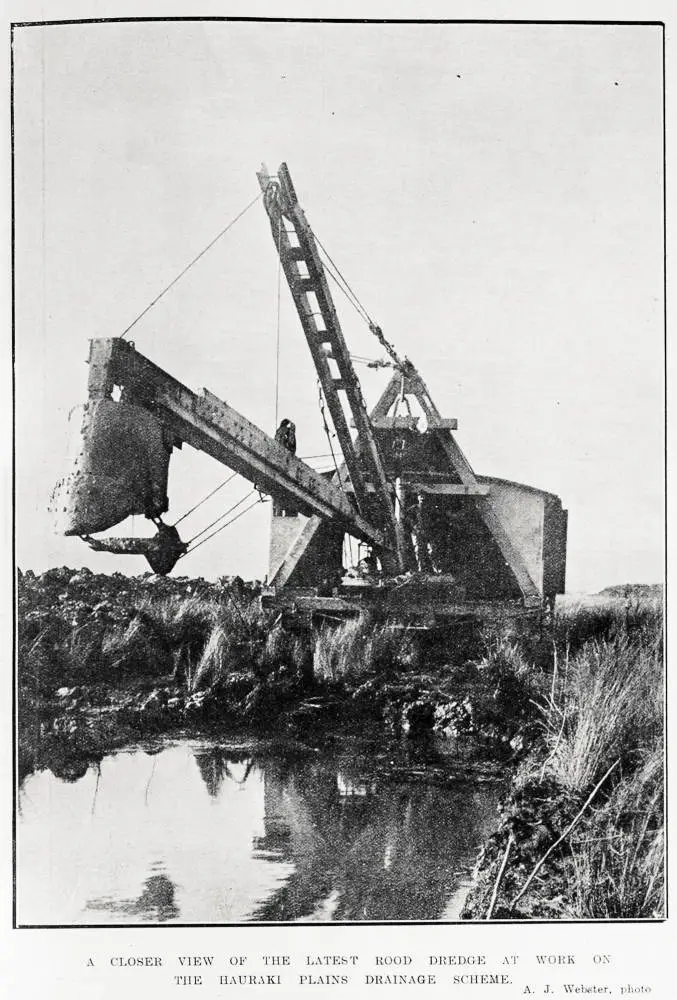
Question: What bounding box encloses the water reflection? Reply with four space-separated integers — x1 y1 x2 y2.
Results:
17 738 500 925
248 756 496 922
192 747 254 799
87 870 180 922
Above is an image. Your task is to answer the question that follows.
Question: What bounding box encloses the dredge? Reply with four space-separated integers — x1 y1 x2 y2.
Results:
50 164 567 624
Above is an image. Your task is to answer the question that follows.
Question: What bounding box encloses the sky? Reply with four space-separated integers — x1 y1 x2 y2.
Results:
13 19 664 592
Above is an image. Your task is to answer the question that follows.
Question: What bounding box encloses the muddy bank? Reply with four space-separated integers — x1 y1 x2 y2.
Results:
460 772 577 919
461 757 664 920
459 758 663 921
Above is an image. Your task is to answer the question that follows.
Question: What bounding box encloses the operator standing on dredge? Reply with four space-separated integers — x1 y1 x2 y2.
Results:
273 418 297 516
275 418 296 455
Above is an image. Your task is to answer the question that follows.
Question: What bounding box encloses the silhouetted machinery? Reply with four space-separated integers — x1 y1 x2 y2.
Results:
51 164 566 622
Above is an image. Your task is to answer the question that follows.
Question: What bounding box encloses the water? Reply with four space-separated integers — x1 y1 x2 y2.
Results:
16 737 502 924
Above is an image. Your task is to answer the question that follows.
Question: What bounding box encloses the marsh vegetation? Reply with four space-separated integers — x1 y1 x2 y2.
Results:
17 568 663 919
462 592 664 919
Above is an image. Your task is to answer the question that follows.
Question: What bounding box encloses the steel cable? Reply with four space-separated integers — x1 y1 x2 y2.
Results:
317 380 344 488
181 496 267 558
171 471 239 527
184 489 256 546
274 213 283 426
315 235 404 369
314 235 373 325
119 190 263 340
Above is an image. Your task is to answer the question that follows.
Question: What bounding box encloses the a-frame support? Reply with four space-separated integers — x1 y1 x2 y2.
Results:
370 368 541 602
270 365 540 604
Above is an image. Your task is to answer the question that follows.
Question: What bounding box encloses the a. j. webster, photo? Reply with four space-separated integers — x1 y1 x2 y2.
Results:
13 18 664 926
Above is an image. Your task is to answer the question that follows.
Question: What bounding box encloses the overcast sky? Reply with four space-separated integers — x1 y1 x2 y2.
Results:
13 19 664 591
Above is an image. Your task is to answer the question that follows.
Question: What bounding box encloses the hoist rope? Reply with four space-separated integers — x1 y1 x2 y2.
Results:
181 495 268 558
171 471 239 527
318 250 376 330
274 213 283 426
316 379 355 567
119 190 263 340
317 380 344 488
350 353 392 369
185 489 257 546
315 234 405 370
314 235 372 325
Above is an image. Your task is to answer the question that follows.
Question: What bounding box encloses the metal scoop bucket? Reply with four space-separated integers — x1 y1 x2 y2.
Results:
50 398 171 536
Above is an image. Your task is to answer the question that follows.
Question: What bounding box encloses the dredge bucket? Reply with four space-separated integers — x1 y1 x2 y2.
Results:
50 398 171 536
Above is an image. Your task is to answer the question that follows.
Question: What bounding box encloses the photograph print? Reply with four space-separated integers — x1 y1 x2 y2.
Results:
13 17 665 925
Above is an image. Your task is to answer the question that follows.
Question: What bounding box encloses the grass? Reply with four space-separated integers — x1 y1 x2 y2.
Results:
312 615 417 684
541 631 662 793
567 749 664 918
17 569 665 918
137 594 221 684
192 623 233 691
17 570 264 691
552 592 662 654
501 593 665 919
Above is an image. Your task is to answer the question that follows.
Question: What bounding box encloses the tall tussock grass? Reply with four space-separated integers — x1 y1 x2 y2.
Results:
191 601 277 691
543 630 663 794
100 610 173 680
137 595 220 681
312 615 414 684
567 750 664 918
536 597 664 918
553 594 663 655
479 627 533 680
192 623 233 691
18 582 258 689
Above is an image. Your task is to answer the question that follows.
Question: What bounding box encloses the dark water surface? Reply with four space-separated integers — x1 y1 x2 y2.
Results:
17 737 502 924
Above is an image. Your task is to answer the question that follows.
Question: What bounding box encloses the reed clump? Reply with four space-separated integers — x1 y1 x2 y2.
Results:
16 568 259 690
464 593 664 921
539 600 664 918
567 749 664 918
312 616 400 684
